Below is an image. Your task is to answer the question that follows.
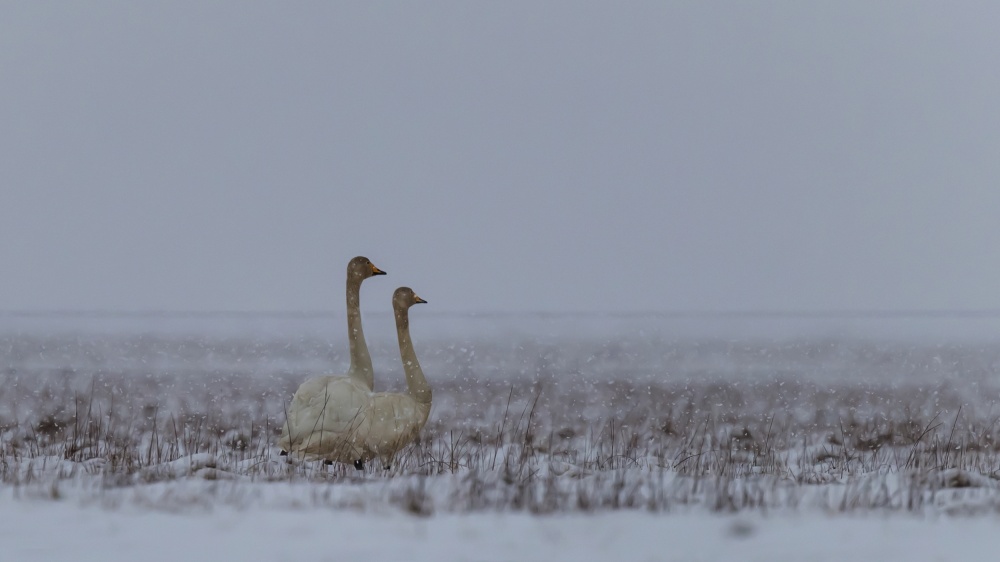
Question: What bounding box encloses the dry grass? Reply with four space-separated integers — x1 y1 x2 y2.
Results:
3 330 1000 514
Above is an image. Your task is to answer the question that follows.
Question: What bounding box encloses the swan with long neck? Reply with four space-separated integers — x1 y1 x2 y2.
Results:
359 287 431 469
280 285 431 470
278 256 385 462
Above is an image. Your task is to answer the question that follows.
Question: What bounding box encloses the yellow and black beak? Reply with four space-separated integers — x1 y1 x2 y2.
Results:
371 264 387 276
414 295 427 304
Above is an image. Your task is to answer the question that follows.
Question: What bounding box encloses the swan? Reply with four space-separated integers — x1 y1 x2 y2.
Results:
278 256 386 464
359 287 431 469
279 285 431 471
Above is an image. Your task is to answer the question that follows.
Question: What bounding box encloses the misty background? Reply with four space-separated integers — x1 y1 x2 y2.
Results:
3 2 1000 316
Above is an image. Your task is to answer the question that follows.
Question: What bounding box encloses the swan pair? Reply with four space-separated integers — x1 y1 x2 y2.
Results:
278 256 431 470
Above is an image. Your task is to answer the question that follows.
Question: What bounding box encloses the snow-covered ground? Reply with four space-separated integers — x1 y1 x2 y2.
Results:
4 502 1000 562
3 313 1000 560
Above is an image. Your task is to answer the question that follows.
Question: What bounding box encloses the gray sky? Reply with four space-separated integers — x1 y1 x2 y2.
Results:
3 2 1000 314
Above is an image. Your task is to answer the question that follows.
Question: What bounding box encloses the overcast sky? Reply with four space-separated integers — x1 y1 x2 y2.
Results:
2 2 1000 314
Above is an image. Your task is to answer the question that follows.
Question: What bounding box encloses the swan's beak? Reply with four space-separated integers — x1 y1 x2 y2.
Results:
371 264 387 276
414 296 427 304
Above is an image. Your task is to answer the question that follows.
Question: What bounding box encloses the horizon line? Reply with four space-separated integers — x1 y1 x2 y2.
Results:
5 309 1000 319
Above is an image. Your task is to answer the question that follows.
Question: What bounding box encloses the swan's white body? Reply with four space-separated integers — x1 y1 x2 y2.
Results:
281 287 432 468
279 257 385 461
279 376 371 462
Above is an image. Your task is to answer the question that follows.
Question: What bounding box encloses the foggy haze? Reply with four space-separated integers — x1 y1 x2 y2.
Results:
3 2 999 314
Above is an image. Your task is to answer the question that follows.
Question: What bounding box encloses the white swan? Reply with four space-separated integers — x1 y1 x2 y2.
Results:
278 256 386 464
283 287 431 470
360 287 431 469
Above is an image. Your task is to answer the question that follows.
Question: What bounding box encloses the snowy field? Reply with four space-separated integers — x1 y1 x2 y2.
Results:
7 505 1000 562
4 312 1000 560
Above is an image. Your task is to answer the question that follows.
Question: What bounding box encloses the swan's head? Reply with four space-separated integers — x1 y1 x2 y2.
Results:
393 287 427 309
348 256 387 281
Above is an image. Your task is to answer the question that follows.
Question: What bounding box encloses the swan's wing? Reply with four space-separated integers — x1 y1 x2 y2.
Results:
279 376 338 446
288 376 345 412
281 377 373 458
363 394 428 459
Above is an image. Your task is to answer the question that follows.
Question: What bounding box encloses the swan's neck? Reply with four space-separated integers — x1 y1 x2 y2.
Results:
346 276 374 389
395 307 431 405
